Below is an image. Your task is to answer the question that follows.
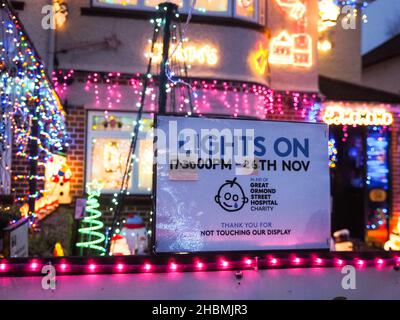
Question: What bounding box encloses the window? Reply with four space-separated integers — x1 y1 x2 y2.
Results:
92 0 264 24
194 0 229 13
96 0 138 7
86 112 154 195
235 0 257 20
144 0 183 8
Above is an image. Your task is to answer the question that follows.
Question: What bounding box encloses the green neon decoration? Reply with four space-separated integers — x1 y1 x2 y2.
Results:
76 181 106 255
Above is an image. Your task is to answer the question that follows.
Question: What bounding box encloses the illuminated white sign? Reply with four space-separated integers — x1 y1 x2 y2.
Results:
323 106 394 126
155 116 330 253
147 43 219 66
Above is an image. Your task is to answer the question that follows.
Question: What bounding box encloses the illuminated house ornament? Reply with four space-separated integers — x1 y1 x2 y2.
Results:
110 234 131 256
322 106 394 126
269 31 313 68
275 0 306 20
292 33 312 67
19 194 60 221
53 0 68 29
53 242 65 257
250 42 269 75
76 181 106 256
384 217 400 251
269 31 294 65
318 0 340 32
45 154 72 205
148 42 219 66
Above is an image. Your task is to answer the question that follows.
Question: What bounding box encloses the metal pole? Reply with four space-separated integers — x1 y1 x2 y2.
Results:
158 2 177 115
28 87 39 217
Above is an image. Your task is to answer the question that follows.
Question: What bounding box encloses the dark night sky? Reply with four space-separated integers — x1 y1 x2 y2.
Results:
362 0 400 53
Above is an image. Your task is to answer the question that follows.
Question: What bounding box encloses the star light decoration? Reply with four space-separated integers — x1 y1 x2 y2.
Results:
250 42 269 75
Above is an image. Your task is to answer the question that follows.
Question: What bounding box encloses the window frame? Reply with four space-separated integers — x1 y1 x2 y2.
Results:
93 0 182 12
91 0 262 24
190 0 232 19
86 110 154 195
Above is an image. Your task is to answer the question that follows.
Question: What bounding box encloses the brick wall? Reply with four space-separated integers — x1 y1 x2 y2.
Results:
11 149 29 197
265 108 309 122
11 142 45 199
66 105 86 199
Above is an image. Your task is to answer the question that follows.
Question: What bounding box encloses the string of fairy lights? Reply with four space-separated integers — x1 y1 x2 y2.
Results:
0 1 67 217
54 70 321 119
96 13 163 255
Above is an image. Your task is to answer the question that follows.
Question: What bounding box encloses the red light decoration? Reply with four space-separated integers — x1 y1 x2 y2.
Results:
376 259 384 266
335 258 344 267
221 260 229 268
356 259 365 267
244 258 252 266
30 262 38 270
0 253 398 277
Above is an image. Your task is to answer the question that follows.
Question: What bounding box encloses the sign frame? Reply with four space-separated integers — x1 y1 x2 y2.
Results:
152 114 331 255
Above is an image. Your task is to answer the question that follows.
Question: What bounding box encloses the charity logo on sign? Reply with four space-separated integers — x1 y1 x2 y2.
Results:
215 178 249 212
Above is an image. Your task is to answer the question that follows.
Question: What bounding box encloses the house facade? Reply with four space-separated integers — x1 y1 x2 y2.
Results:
2 0 400 250
362 34 400 95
